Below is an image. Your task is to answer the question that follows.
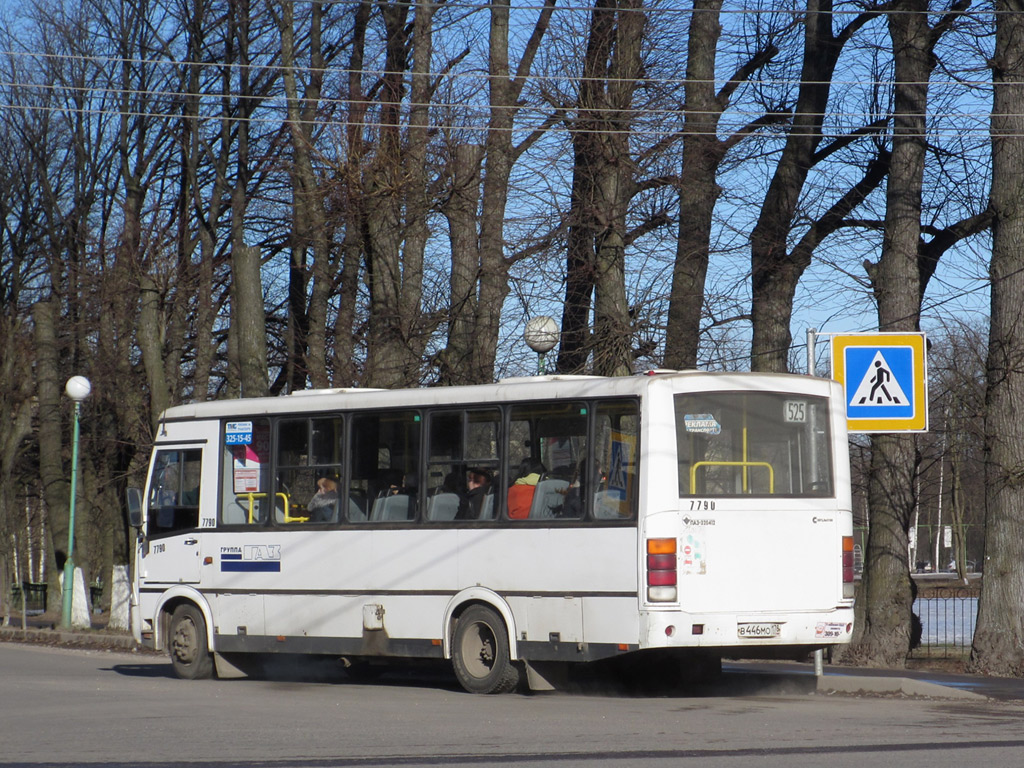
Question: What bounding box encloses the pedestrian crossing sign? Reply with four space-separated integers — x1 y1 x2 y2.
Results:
831 333 928 433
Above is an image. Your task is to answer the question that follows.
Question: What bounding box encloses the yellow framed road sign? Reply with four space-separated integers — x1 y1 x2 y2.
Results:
831 333 928 433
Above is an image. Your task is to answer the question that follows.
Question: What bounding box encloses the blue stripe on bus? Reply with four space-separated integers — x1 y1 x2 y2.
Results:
221 553 242 560
221 562 281 572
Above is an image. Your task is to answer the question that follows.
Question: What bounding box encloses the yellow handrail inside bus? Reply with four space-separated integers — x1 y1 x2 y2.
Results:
238 492 308 523
690 461 774 494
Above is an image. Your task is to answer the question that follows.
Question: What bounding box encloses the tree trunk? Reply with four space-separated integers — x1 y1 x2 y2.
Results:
591 0 643 378
559 0 642 377
848 0 939 667
558 138 598 374
472 0 520 383
32 300 70 602
749 0 875 372
364 0 417 388
278 0 330 391
439 143 484 385
970 0 1024 676
332 0 371 387
228 0 268 398
138 274 171 426
0 318 34 617
664 0 724 372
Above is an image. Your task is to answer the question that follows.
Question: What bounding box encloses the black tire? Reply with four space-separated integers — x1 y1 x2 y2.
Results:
168 604 215 680
451 605 520 694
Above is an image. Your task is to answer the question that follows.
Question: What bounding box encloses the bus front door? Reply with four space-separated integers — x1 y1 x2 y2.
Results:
139 533 202 586
140 446 205 586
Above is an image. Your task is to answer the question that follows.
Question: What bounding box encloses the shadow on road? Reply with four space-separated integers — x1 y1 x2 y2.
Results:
104 652 819 699
107 662 177 678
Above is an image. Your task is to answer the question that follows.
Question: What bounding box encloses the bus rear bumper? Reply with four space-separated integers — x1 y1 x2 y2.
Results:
640 607 855 652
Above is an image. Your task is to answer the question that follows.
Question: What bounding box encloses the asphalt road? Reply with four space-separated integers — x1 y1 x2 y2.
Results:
2 642 1024 768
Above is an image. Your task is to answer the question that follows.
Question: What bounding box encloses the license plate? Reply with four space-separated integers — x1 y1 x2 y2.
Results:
737 622 781 638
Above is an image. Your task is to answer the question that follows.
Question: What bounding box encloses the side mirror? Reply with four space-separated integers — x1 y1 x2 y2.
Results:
126 487 144 529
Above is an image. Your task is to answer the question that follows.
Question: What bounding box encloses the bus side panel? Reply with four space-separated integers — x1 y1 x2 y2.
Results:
457 528 638 649
210 529 461 642
213 527 641 652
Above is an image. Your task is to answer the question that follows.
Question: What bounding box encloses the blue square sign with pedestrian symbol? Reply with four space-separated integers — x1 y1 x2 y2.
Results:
831 333 928 433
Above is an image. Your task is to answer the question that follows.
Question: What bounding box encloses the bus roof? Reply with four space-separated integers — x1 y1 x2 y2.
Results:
158 370 835 424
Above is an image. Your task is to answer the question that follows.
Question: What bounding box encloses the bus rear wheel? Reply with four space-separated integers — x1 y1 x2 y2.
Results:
168 604 214 680
451 605 520 694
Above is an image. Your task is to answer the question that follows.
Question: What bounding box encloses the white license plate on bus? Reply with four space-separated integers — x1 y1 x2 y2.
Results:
737 622 781 638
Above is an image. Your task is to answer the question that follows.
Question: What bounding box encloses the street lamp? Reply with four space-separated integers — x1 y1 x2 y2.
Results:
524 316 560 375
61 375 91 629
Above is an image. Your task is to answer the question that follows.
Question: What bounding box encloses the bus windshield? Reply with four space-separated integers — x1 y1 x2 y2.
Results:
675 391 832 497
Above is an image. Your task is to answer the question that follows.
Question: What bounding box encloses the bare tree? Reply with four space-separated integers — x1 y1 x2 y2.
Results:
227 0 272 397
749 0 884 373
360 0 436 388
663 0 781 370
436 0 557 385
849 0 971 668
558 0 652 376
331 0 372 387
274 0 337 390
969 0 1024 677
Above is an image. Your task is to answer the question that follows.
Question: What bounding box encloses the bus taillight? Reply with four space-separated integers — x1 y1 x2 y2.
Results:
647 538 677 602
842 536 855 599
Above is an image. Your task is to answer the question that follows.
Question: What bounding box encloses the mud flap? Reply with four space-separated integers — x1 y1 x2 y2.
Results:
214 652 248 679
523 660 568 692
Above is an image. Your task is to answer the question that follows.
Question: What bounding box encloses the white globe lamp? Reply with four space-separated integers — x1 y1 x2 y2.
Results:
524 316 559 374
65 375 92 402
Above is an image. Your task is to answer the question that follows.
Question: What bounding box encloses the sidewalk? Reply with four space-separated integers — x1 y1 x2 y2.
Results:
0 609 141 652
729 660 1024 701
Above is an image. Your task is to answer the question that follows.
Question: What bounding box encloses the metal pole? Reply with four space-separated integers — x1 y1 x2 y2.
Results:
60 400 82 629
806 328 817 376
807 329 826 676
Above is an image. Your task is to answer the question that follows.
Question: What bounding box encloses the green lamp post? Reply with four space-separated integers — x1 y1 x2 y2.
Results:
60 375 91 629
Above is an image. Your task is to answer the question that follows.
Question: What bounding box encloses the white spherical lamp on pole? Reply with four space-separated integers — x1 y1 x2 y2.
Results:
524 316 560 375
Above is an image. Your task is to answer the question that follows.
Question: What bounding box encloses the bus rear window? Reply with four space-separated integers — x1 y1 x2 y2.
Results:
675 392 832 497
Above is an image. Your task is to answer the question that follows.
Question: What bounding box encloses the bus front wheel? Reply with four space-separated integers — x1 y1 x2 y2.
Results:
451 605 520 694
168 604 214 680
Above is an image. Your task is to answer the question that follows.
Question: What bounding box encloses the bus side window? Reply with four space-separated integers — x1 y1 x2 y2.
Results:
351 410 421 524
275 416 344 524
593 400 638 520
149 449 202 534
221 419 271 525
505 402 586 521
424 409 499 522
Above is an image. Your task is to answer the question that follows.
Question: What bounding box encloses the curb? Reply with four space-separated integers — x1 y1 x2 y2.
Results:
0 625 139 650
817 673 988 700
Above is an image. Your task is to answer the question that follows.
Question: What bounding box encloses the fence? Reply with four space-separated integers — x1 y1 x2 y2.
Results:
910 585 978 659
9 582 48 614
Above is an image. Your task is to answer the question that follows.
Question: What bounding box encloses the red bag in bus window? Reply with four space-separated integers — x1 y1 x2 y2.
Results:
507 460 543 519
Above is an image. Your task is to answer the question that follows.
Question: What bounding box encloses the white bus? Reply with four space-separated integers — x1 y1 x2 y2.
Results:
128 371 855 693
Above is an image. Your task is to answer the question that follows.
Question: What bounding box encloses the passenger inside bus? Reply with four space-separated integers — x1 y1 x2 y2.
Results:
306 475 339 523
458 467 492 520
507 459 544 519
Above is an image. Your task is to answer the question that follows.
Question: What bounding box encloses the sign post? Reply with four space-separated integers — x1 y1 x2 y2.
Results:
831 333 928 433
